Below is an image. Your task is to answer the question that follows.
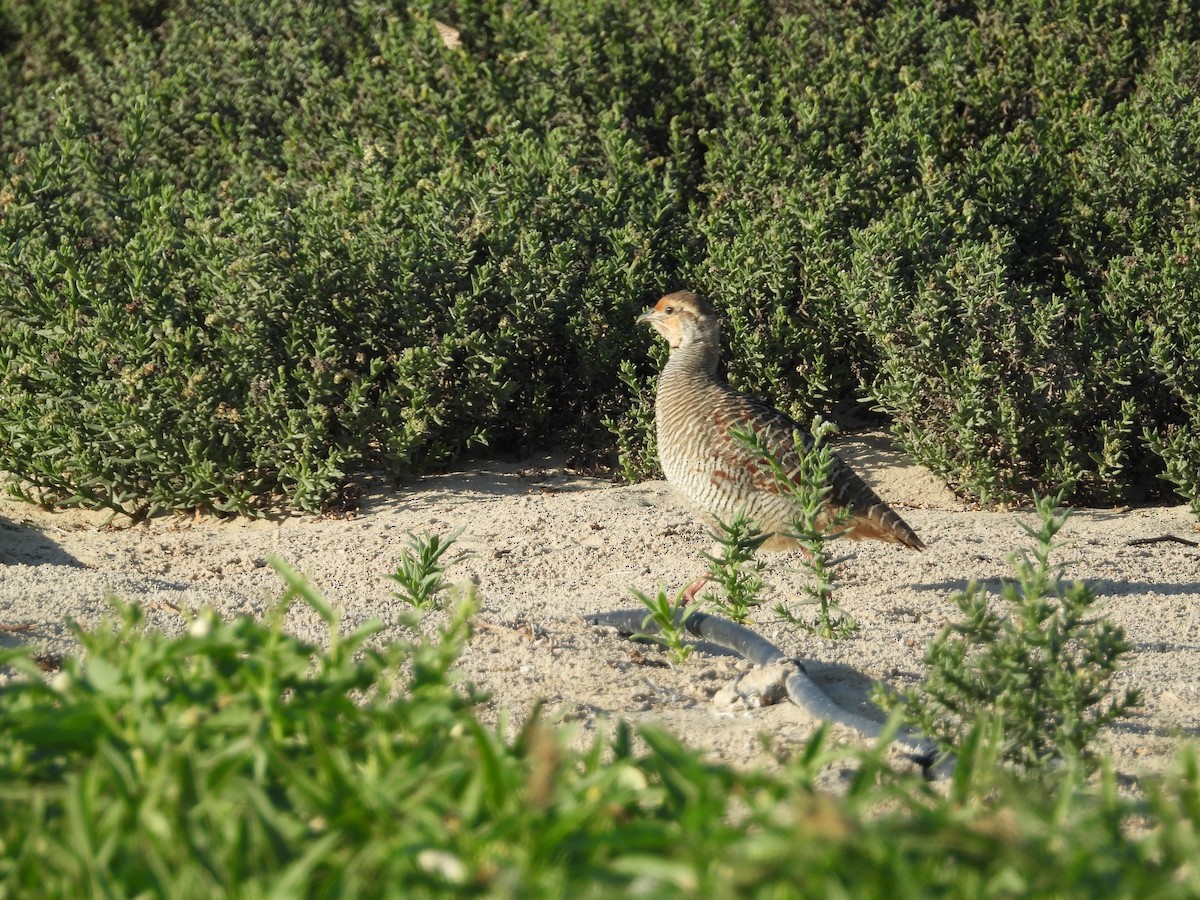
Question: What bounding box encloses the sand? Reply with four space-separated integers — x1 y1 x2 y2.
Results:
2 433 1199 778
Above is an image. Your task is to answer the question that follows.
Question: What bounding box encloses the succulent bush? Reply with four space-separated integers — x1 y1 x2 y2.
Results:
1 0 1199 514
879 495 1141 772
846 32 1200 506
0 0 686 514
700 511 769 624
385 528 473 612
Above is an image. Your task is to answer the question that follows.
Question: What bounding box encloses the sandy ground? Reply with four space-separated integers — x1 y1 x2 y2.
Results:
2 434 1199 780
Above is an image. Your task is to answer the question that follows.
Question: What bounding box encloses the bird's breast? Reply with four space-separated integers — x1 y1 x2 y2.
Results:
654 375 796 529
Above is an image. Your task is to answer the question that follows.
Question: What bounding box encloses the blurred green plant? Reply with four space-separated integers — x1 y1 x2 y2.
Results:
0 558 1196 893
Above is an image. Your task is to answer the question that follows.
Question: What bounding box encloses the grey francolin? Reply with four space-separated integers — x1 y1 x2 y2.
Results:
637 290 923 592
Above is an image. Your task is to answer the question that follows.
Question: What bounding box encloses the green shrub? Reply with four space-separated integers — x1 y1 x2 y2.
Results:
3 0 1200 513
0 1 686 513
880 494 1140 772
632 584 698 664
700 510 769 623
845 22 1200 506
385 528 472 612
732 418 859 637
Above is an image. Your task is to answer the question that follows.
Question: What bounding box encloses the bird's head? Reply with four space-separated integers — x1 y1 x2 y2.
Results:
636 291 720 351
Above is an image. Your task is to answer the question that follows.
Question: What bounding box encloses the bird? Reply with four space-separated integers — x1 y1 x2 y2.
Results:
637 290 923 599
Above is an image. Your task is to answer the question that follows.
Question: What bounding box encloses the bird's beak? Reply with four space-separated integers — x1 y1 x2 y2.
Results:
636 308 660 326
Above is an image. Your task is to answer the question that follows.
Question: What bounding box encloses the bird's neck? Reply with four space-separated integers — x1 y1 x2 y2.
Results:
663 339 720 384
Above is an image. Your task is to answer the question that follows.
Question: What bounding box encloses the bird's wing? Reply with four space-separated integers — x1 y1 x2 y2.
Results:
708 388 925 549
707 391 814 496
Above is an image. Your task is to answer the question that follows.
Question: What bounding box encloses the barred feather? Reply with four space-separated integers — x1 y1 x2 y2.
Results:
642 290 924 552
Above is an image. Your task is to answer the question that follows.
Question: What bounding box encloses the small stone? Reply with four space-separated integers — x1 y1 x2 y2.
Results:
712 683 742 708
733 661 794 708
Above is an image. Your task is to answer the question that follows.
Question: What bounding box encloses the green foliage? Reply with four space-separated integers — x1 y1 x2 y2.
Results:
0 0 685 515
2 0 1200 513
632 585 697 664
701 511 769 623
603 357 661 483
385 528 473 612
1144 211 1200 517
1 564 1199 893
0 559 484 894
880 494 1141 772
843 24 1200 507
734 418 859 638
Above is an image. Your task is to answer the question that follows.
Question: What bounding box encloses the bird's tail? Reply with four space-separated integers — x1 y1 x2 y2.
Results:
843 509 925 550
830 461 926 550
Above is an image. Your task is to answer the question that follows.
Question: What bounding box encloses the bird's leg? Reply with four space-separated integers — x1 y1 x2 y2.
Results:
679 573 712 606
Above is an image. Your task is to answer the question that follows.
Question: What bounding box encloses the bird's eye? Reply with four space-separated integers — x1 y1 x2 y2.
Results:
663 306 675 314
